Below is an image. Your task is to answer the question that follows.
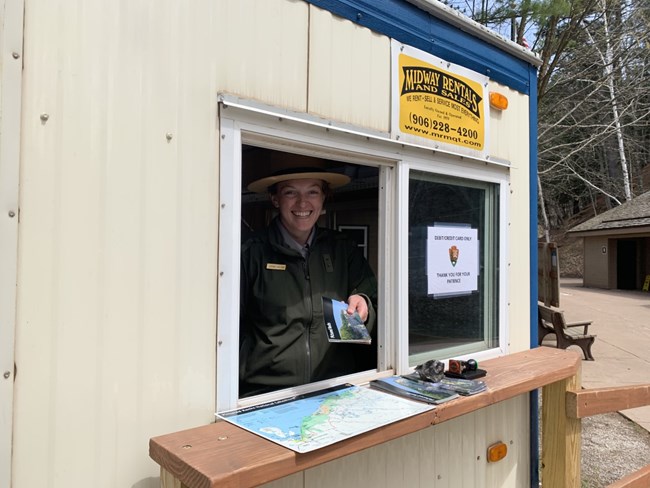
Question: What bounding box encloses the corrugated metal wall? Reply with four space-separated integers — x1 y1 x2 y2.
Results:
10 0 532 486
308 7 390 131
15 0 221 485
259 396 530 488
488 84 532 352
0 0 24 485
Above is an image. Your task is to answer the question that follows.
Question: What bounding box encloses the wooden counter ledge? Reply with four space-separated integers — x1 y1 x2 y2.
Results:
149 346 580 488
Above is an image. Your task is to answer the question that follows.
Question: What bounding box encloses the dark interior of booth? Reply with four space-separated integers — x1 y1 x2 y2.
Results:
240 145 381 275
239 145 381 379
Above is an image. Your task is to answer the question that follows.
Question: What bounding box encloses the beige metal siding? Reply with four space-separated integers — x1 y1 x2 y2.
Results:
488 84 532 353
488 85 530 162
215 0 309 112
308 6 391 132
0 0 25 485
14 0 219 486
10 0 533 487
295 395 528 488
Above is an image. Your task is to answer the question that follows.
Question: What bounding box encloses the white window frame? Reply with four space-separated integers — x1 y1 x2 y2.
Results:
402 167 507 366
216 96 509 412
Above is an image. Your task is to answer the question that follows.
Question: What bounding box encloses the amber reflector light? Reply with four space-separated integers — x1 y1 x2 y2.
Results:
487 442 508 462
489 92 508 110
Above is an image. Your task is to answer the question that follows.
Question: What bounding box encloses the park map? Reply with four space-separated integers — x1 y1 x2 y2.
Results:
218 384 433 453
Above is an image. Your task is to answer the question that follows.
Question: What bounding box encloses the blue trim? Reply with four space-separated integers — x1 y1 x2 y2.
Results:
529 64 539 350
529 391 540 487
528 65 540 488
305 0 533 94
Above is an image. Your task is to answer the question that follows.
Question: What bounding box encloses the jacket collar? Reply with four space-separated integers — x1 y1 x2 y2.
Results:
269 217 320 256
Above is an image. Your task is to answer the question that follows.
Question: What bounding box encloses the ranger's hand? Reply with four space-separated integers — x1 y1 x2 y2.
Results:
346 294 369 322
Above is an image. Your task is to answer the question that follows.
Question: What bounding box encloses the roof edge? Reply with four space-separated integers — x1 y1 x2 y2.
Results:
568 226 650 238
406 0 542 67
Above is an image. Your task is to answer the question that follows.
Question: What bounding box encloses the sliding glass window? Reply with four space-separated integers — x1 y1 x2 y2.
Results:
408 170 500 365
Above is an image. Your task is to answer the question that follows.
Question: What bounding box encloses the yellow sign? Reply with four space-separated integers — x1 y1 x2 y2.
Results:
643 275 650 292
393 43 488 156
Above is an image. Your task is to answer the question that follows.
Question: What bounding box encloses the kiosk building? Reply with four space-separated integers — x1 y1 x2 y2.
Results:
0 0 541 486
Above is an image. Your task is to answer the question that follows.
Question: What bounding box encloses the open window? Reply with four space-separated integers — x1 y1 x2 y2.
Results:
216 99 507 411
238 147 381 398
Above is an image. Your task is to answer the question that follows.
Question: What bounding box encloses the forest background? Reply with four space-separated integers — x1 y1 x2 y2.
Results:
444 0 650 276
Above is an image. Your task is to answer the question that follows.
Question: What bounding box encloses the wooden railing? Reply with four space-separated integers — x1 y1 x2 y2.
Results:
150 347 650 488
563 385 650 488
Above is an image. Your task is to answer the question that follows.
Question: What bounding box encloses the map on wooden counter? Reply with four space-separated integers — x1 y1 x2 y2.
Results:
217 384 434 453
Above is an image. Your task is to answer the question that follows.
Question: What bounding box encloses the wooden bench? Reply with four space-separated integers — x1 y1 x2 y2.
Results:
538 303 596 360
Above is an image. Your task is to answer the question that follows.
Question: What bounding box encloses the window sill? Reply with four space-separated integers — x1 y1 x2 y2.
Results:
149 346 580 488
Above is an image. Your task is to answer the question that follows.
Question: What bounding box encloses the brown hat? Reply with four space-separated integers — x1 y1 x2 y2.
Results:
247 167 351 193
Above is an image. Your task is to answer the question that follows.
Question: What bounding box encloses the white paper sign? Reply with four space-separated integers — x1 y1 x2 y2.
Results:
427 226 478 295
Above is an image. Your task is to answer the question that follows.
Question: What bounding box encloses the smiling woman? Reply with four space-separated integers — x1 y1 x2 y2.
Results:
239 160 379 398
272 178 325 244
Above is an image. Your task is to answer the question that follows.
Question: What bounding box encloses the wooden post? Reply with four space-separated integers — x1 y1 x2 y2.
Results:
161 468 187 488
541 365 581 487
538 242 560 307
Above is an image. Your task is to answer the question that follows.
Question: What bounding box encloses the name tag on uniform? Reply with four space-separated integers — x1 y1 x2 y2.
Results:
266 263 287 271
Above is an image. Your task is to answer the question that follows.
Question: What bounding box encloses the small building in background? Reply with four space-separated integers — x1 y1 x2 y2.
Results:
568 190 650 290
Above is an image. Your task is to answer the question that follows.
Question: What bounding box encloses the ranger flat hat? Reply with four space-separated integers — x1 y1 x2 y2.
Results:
247 167 351 193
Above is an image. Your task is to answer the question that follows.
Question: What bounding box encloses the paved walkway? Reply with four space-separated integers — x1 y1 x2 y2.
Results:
544 278 650 432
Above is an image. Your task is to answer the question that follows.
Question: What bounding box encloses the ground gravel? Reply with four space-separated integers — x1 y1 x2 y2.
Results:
580 412 650 487
539 400 650 487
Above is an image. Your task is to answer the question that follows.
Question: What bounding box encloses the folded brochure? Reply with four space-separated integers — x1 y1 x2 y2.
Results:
370 376 460 404
401 373 487 396
322 296 371 344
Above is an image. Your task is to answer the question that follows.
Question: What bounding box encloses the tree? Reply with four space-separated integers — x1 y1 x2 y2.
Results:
447 0 650 236
537 0 650 231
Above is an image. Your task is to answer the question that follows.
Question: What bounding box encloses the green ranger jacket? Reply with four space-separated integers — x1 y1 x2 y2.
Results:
239 218 378 397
